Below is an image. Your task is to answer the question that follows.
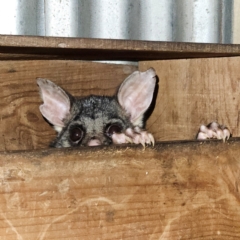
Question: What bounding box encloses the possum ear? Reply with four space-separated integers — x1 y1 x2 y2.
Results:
117 68 156 126
37 78 71 132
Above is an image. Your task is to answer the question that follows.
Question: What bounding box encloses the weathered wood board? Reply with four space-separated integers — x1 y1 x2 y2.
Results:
0 60 137 151
140 57 240 141
0 140 239 239
1 35 240 61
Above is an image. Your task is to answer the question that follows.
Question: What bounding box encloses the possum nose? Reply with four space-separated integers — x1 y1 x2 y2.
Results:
88 138 101 146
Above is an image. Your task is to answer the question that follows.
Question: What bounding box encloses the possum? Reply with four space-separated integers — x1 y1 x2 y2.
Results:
37 68 156 148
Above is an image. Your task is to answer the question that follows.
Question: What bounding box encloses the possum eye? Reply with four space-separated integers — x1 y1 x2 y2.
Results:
69 127 83 142
106 124 122 136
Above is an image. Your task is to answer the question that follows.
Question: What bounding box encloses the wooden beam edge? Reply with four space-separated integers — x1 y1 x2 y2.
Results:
2 138 240 163
1 35 240 60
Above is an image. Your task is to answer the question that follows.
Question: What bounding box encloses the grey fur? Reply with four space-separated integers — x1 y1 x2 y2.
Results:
52 95 133 148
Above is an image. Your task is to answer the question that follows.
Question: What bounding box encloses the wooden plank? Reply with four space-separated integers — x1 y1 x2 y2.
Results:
0 60 137 151
140 57 240 141
0 53 62 60
0 140 239 239
1 35 240 60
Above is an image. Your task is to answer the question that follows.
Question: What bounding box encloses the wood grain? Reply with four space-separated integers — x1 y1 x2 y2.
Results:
1 35 240 60
0 140 240 239
0 60 137 151
140 57 240 141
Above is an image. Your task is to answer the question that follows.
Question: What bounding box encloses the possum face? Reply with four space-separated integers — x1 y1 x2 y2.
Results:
37 68 156 148
52 96 133 147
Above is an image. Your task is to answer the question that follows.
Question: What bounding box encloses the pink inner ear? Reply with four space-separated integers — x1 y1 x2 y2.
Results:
117 68 156 125
37 78 71 128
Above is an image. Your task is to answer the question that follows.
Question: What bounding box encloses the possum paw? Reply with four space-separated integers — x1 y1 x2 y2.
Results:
111 132 133 145
126 127 155 147
197 122 231 142
112 127 155 147
126 127 154 146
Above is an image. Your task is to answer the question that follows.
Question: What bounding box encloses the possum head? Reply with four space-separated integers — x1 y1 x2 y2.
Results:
37 68 156 148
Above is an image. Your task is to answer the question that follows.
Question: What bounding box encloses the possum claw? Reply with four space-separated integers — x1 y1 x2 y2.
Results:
111 128 155 147
148 133 155 146
197 122 231 142
125 128 155 146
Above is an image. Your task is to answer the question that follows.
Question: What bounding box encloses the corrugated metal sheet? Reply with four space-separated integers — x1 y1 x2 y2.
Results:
174 0 221 43
0 0 233 43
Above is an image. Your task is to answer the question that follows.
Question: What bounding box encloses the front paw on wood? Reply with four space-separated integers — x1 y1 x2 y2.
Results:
112 127 155 147
197 122 231 142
